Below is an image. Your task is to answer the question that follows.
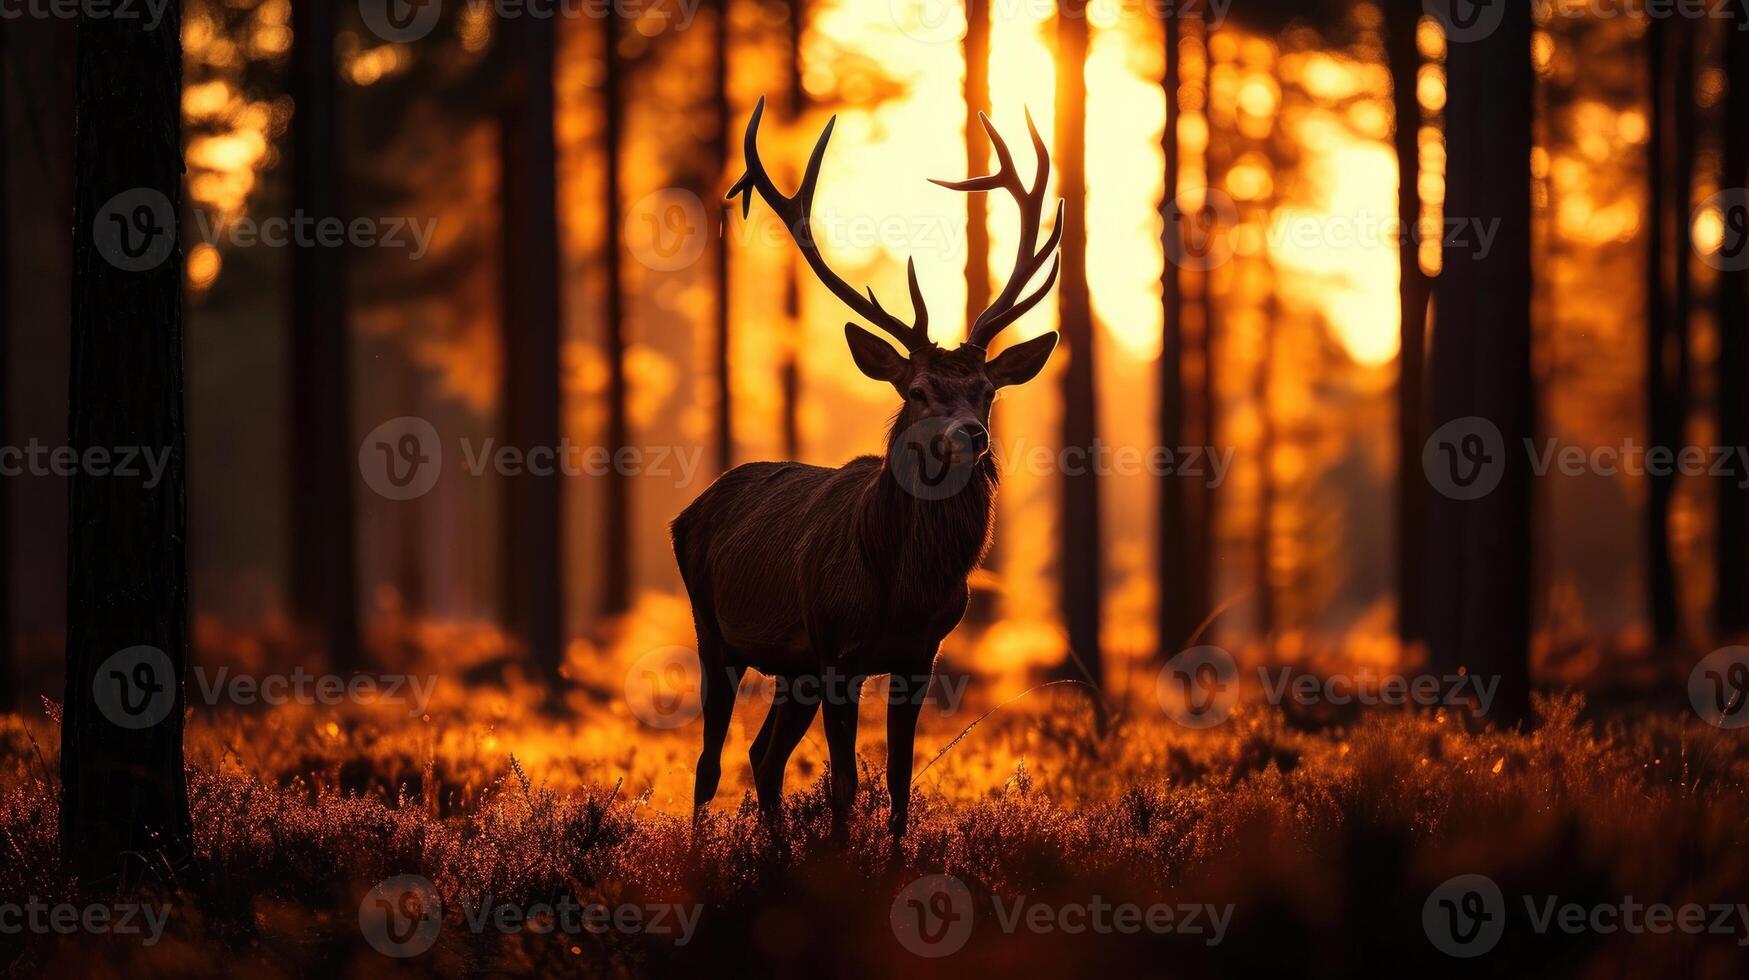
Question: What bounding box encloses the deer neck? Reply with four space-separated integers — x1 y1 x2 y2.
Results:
860 431 998 605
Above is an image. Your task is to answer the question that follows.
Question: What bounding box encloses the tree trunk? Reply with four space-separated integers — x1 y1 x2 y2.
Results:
712 0 734 475
779 0 805 461
1256 290 1276 638
602 13 632 615
289 0 358 671
62 6 193 881
1424 3 1535 727
1193 9 1221 637
1719 3 1749 639
499 13 567 672
1057 0 1102 694
0 26 13 711
1387 5 1429 645
1157 10 1188 655
964 0 996 626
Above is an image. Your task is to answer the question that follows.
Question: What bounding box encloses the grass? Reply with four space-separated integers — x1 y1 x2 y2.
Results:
3 674 1748 978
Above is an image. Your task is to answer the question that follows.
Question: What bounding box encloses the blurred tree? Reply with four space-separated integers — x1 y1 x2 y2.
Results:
1157 9 1188 655
964 0 996 627
1646 17 1696 652
289 0 359 672
0 27 12 711
1387 4 1429 645
713 0 734 475
602 14 631 617
499 13 568 675
1057 0 1102 698
1721 6 1749 639
62 5 192 880
1425 3 1535 726
1195 8 1224 638
780 0 806 461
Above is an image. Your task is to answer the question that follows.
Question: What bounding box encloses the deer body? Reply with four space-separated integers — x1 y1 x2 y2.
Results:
678 98 1062 842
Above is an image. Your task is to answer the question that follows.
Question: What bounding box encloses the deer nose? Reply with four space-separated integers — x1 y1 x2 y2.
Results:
956 421 989 455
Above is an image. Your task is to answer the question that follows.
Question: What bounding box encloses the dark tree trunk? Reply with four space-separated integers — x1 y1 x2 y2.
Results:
1424 2 1535 726
964 0 995 626
0 27 13 711
1193 10 1221 636
288 0 358 672
1387 5 1429 645
1256 290 1276 638
712 0 733 475
779 0 805 461
1720 5 1749 639
1157 10 1188 655
499 14 567 672
1646 18 1694 652
62 6 192 881
602 13 631 615
1057 0 1101 692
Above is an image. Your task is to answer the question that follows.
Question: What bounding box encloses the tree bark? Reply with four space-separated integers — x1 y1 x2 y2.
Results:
1424 4 1535 726
602 12 631 616
964 0 996 626
712 0 734 475
1719 3 1749 639
288 0 358 671
62 5 193 881
1057 0 1102 693
1157 10 1188 655
1387 5 1429 645
0 26 13 711
499 13 568 671
779 0 805 461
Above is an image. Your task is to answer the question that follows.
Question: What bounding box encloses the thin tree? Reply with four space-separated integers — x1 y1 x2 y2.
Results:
499 13 568 673
1056 0 1102 694
779 0 806 460
1720 3 1749 639
1423 4 1535 726
288 0 358 672
1157 9 1189 655
62 5 193 879
602 13 631 616
1194 8 1222 633
1387 4 1429 645
964 0 996 625
713 0 734 474
0 26 12 711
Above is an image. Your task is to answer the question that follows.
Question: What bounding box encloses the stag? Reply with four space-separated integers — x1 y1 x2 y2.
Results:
672 97 1063 842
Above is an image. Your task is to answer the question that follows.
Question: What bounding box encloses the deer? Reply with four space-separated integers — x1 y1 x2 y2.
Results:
671 96 1063 844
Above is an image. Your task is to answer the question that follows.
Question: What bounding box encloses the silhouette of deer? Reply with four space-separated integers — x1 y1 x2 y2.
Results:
672 97 1062 843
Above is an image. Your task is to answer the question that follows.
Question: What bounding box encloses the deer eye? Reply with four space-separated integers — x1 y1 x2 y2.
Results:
908 387 928 404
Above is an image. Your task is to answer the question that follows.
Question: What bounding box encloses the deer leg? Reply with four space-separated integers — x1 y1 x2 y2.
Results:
885 672 931 843
693 660 745 815
821 683 862 843
753 690 820 829
748 697 779 772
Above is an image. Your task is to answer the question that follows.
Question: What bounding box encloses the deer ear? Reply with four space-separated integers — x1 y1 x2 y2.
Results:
844 324 908 383
987 331 1058 387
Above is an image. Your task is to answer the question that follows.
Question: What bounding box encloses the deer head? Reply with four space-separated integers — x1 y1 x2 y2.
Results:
727 98 1062 466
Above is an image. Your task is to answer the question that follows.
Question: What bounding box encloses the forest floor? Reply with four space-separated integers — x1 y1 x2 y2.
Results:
3 668 1748 978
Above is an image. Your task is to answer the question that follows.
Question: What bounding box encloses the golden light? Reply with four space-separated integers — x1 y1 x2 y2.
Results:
1695 207 1726 256
188 243 223 290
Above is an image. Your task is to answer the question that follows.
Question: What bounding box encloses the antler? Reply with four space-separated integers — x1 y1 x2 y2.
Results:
931 110 1063 352
726 97 931 353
